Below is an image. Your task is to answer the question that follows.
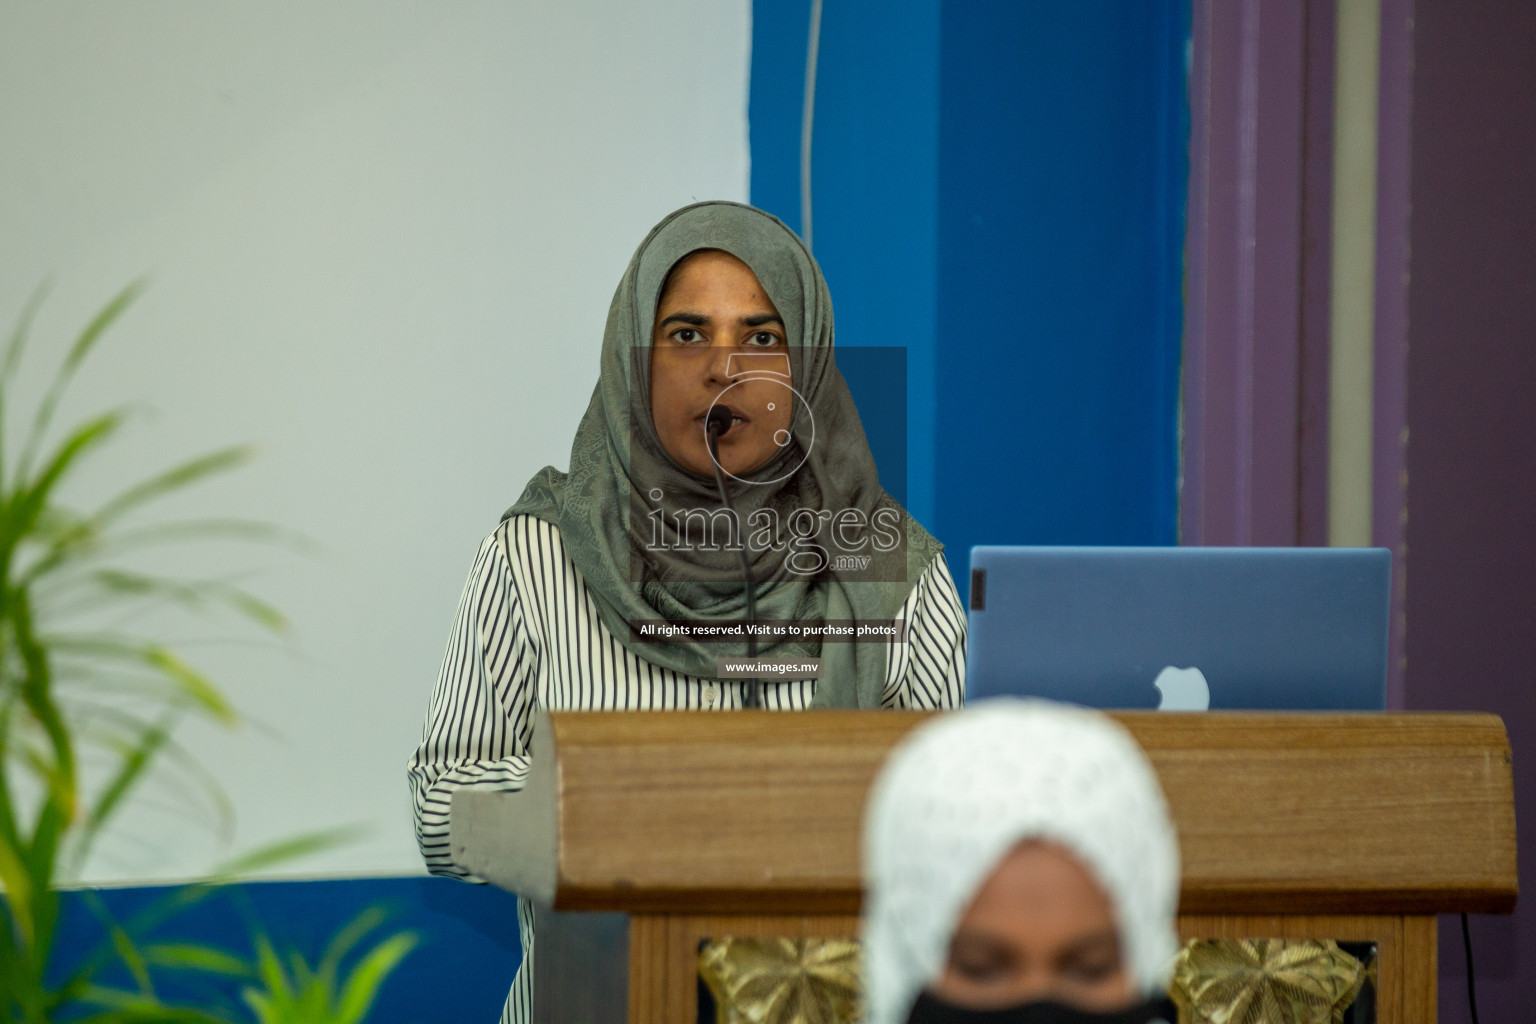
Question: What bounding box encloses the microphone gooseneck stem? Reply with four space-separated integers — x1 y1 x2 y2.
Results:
706 423 761 709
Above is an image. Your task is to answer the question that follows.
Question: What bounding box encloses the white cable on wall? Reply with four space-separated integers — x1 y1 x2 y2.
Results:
800 0 823 252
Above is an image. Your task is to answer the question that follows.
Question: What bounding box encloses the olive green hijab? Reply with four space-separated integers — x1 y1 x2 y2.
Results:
504 201 942 708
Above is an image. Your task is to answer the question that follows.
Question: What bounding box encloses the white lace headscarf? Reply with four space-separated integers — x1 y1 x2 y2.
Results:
861 699 1180 1024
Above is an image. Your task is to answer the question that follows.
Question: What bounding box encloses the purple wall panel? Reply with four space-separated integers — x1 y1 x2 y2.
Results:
1247 1 1306 545
1184 0 1299 546
1298 0 1337 548
1183 0 1331 548
1189 0 1533 1010
1181 0 1233 545
1374 0 1414 710
1399 0 1536 1017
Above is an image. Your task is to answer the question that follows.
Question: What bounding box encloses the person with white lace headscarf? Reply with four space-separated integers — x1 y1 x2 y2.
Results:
862 699 1181 1024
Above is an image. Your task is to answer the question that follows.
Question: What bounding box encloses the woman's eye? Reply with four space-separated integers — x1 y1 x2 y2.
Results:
1064 959 1119 985
952 959 1010 985
948 947 1012 984
746 331 782 347
672 328 704 344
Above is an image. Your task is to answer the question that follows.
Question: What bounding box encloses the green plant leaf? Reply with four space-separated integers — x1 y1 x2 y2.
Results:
0 280 53 495
57 569 289 633
107 914 155 996
50 890 154 1009
61 281 145 374
1 284 307 1024
92 444 256 527
240 986 277 1024
0 712 28 855
0 831 35 947
21 510 312 600
10 586 80 824
142 942 251 977
7 409 126 541
317 906 385 986
75 983 236 1023
14 278 145 485
293 952 329 1020
64 895 164 1010
77 709 238 849
43 517 317 574
0 279 50 386
0 926 37 1015
142 646 238 725
207 825 366 880
22 796 67 938
100 879 225 951
223 587 288 633
252 934 292 1004
8 508 100 586
332 932 417 1024
75 714 175 862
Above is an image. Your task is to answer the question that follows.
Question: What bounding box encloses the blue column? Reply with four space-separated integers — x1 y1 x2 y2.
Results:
751 1 1188 601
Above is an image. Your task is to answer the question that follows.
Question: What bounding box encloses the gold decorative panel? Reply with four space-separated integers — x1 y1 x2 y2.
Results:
1171 939 1371 1024
698 935 1374 1024
698 936 863 1024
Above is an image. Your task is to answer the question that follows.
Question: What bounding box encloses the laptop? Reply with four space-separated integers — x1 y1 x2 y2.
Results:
965 546 1391 711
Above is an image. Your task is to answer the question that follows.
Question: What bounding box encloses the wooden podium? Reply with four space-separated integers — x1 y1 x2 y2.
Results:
451 711 1516 1024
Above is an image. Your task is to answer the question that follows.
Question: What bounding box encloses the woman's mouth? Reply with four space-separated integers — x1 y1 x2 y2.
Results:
697 405 749 440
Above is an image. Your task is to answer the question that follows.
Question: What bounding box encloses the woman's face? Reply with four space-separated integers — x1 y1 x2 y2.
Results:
649 249 795 478
930 841 1134 1011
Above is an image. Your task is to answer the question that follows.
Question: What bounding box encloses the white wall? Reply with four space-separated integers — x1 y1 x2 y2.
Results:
0 1 750 882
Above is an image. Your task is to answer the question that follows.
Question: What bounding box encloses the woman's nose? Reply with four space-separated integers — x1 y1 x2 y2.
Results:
703 339 736 387
1002 967 1060 1006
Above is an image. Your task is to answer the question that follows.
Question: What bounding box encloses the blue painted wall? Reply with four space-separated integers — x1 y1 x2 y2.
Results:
934 2 1187 572
748 0 942 524
752 0 1189 602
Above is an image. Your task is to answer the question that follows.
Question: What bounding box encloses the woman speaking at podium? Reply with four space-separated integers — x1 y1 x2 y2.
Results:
408 201 966 1022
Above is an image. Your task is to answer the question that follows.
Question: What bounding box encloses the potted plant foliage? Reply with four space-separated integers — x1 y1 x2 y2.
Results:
0 285 413 1023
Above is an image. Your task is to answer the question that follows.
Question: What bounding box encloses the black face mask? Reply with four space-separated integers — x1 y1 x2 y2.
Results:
904 990 1178 1024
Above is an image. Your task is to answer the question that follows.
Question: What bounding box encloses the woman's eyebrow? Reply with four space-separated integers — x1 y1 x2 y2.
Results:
658 311 709 328
741 313 785 328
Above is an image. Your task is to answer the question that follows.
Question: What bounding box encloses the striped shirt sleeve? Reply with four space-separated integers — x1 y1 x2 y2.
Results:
885 551 968 710
407 532 536 881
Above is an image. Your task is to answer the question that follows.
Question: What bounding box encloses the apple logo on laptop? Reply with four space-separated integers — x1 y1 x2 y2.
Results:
1153 666 1210 711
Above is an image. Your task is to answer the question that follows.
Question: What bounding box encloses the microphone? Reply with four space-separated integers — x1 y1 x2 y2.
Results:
704 403 734 438
705 405 761 709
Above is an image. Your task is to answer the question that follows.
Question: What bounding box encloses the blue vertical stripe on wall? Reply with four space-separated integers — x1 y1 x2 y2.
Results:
934 2 1188 589
748 0 942 525
750 0 1188 605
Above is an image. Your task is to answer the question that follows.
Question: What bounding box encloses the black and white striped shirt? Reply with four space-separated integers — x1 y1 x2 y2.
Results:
408 514 967 1023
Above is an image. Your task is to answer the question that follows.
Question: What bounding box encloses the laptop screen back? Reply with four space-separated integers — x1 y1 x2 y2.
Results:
965 546 1391 711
